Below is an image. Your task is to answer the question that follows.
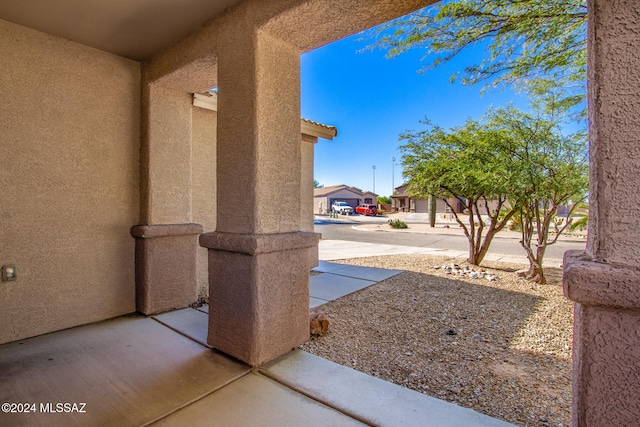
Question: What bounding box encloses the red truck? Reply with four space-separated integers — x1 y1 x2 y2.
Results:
355 204 378 216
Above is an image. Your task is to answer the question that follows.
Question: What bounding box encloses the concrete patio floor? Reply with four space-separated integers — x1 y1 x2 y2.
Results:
0 262 515 427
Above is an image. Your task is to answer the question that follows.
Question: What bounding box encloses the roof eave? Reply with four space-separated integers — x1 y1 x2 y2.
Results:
300 120 337 140
193 93 337 140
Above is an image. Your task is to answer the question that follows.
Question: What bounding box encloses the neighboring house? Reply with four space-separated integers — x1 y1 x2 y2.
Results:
392 184 500 215
391 184 463 214
314 185 378 214
0 1 638 423
361 191 378 205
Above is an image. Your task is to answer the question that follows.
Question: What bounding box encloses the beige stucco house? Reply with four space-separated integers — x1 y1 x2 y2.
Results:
392 184 461 213
392 184 502 215
1 1 639 425
314 184 378 213
393 184 448 213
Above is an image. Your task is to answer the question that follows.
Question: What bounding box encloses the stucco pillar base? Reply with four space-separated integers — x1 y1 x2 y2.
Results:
131 224 203 315
200 231 320 367
563 250 640 426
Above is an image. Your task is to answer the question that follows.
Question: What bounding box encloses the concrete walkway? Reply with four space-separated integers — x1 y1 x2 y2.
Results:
310 260 402 308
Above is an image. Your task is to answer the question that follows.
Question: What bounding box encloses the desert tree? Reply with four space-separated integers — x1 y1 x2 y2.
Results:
400 115 520 265
492 107 588 284
401 105 587 275
367 0 587 118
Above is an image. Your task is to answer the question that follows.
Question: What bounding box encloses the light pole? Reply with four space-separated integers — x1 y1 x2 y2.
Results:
391 156 395 195
372 165 376 194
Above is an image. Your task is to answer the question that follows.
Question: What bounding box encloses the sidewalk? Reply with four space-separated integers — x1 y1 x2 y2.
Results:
318 240 563 268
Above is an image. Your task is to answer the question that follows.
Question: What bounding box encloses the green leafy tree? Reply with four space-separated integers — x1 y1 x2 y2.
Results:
313 179 323 189
401 105 588 275
400 116 519 265
492 108 588 284
368 0 587 117
377 195 392 204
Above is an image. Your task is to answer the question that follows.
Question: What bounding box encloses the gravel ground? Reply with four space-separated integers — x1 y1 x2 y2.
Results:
300 254 573 427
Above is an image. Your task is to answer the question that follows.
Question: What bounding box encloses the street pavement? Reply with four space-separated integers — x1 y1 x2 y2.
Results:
315 212 587 266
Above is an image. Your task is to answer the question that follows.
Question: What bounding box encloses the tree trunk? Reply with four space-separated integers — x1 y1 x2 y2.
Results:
465 203 514 266
527 244 547 284
525 260 546 284
468 246 480 265
520 221 548 284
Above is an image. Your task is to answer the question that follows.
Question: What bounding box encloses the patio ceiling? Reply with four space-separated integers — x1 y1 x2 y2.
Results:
0 0 244 60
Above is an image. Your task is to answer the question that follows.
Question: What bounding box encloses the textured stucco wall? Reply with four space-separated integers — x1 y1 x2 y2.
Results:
587 0 640 265
192 107 217 298
301 139 318 268
572 302 640 426
140 85 193 225
216 28 302 234
145 0 434 87
201 231 318 366
0 19 140 344
300 140 315 232
191 104 320 298
263 0 436 53
562 1 640 425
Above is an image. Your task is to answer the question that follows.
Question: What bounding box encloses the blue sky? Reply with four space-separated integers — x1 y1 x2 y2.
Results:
301 29 532 198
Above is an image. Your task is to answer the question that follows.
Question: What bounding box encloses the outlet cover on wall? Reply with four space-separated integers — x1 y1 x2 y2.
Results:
2 265 17 281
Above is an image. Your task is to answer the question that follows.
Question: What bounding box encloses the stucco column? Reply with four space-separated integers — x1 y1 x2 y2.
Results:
132 84 201 314
301 135 319 268
200 28 318 366
562 1 640 425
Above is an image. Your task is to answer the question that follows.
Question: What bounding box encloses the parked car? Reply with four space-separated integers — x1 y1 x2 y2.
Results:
331 201 354 215
355 204 378 216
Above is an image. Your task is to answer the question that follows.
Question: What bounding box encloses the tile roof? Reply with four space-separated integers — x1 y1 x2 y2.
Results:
301 118 338 133
301 118 338 139
314 184 377 197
